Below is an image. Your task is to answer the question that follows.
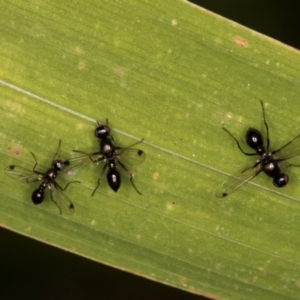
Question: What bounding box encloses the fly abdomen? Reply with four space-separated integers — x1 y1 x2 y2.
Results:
32 185 46 204
107 168 121 192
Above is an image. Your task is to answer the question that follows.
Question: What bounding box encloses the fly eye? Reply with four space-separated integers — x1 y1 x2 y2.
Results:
95 125 110 139
273 174 289 188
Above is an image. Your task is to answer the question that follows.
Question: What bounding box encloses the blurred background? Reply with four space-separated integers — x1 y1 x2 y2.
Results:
2 1 300 299
191 0 300 49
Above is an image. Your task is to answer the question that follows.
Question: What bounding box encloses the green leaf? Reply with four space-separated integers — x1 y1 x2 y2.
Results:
1 1 300 299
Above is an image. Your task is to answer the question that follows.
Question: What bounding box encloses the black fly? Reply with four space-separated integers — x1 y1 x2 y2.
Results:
216 101 300 197
5 140 80 214
70 120 145 196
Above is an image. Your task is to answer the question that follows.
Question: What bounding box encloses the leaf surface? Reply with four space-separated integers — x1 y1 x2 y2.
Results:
1 1 300 299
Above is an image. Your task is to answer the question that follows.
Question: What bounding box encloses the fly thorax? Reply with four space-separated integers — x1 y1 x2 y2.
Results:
263 160 281 177
100 137 115 154
45 168 57 181
103 144 112 154
261 151 271 161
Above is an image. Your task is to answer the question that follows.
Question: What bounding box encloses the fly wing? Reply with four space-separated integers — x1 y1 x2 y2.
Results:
65 152 105 175
116 148 146 165
58 158 87 176
50 182 75 215
273 134 300 161
215 166 261 198
4 165 43 183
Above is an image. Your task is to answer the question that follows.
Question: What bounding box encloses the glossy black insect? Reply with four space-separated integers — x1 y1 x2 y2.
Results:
71 120 145 196
5 140 80 214
216 101 300 198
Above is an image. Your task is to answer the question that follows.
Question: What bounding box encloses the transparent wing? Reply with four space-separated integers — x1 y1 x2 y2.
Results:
4 165 43 183
66 152 105 175
50 182 75 215
57 158 87 177
215 166 261 198
273 134 300 161
117 148 146 165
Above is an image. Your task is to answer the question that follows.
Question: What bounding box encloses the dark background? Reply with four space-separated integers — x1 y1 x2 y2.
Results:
2 1 300 299
191 0 300 49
